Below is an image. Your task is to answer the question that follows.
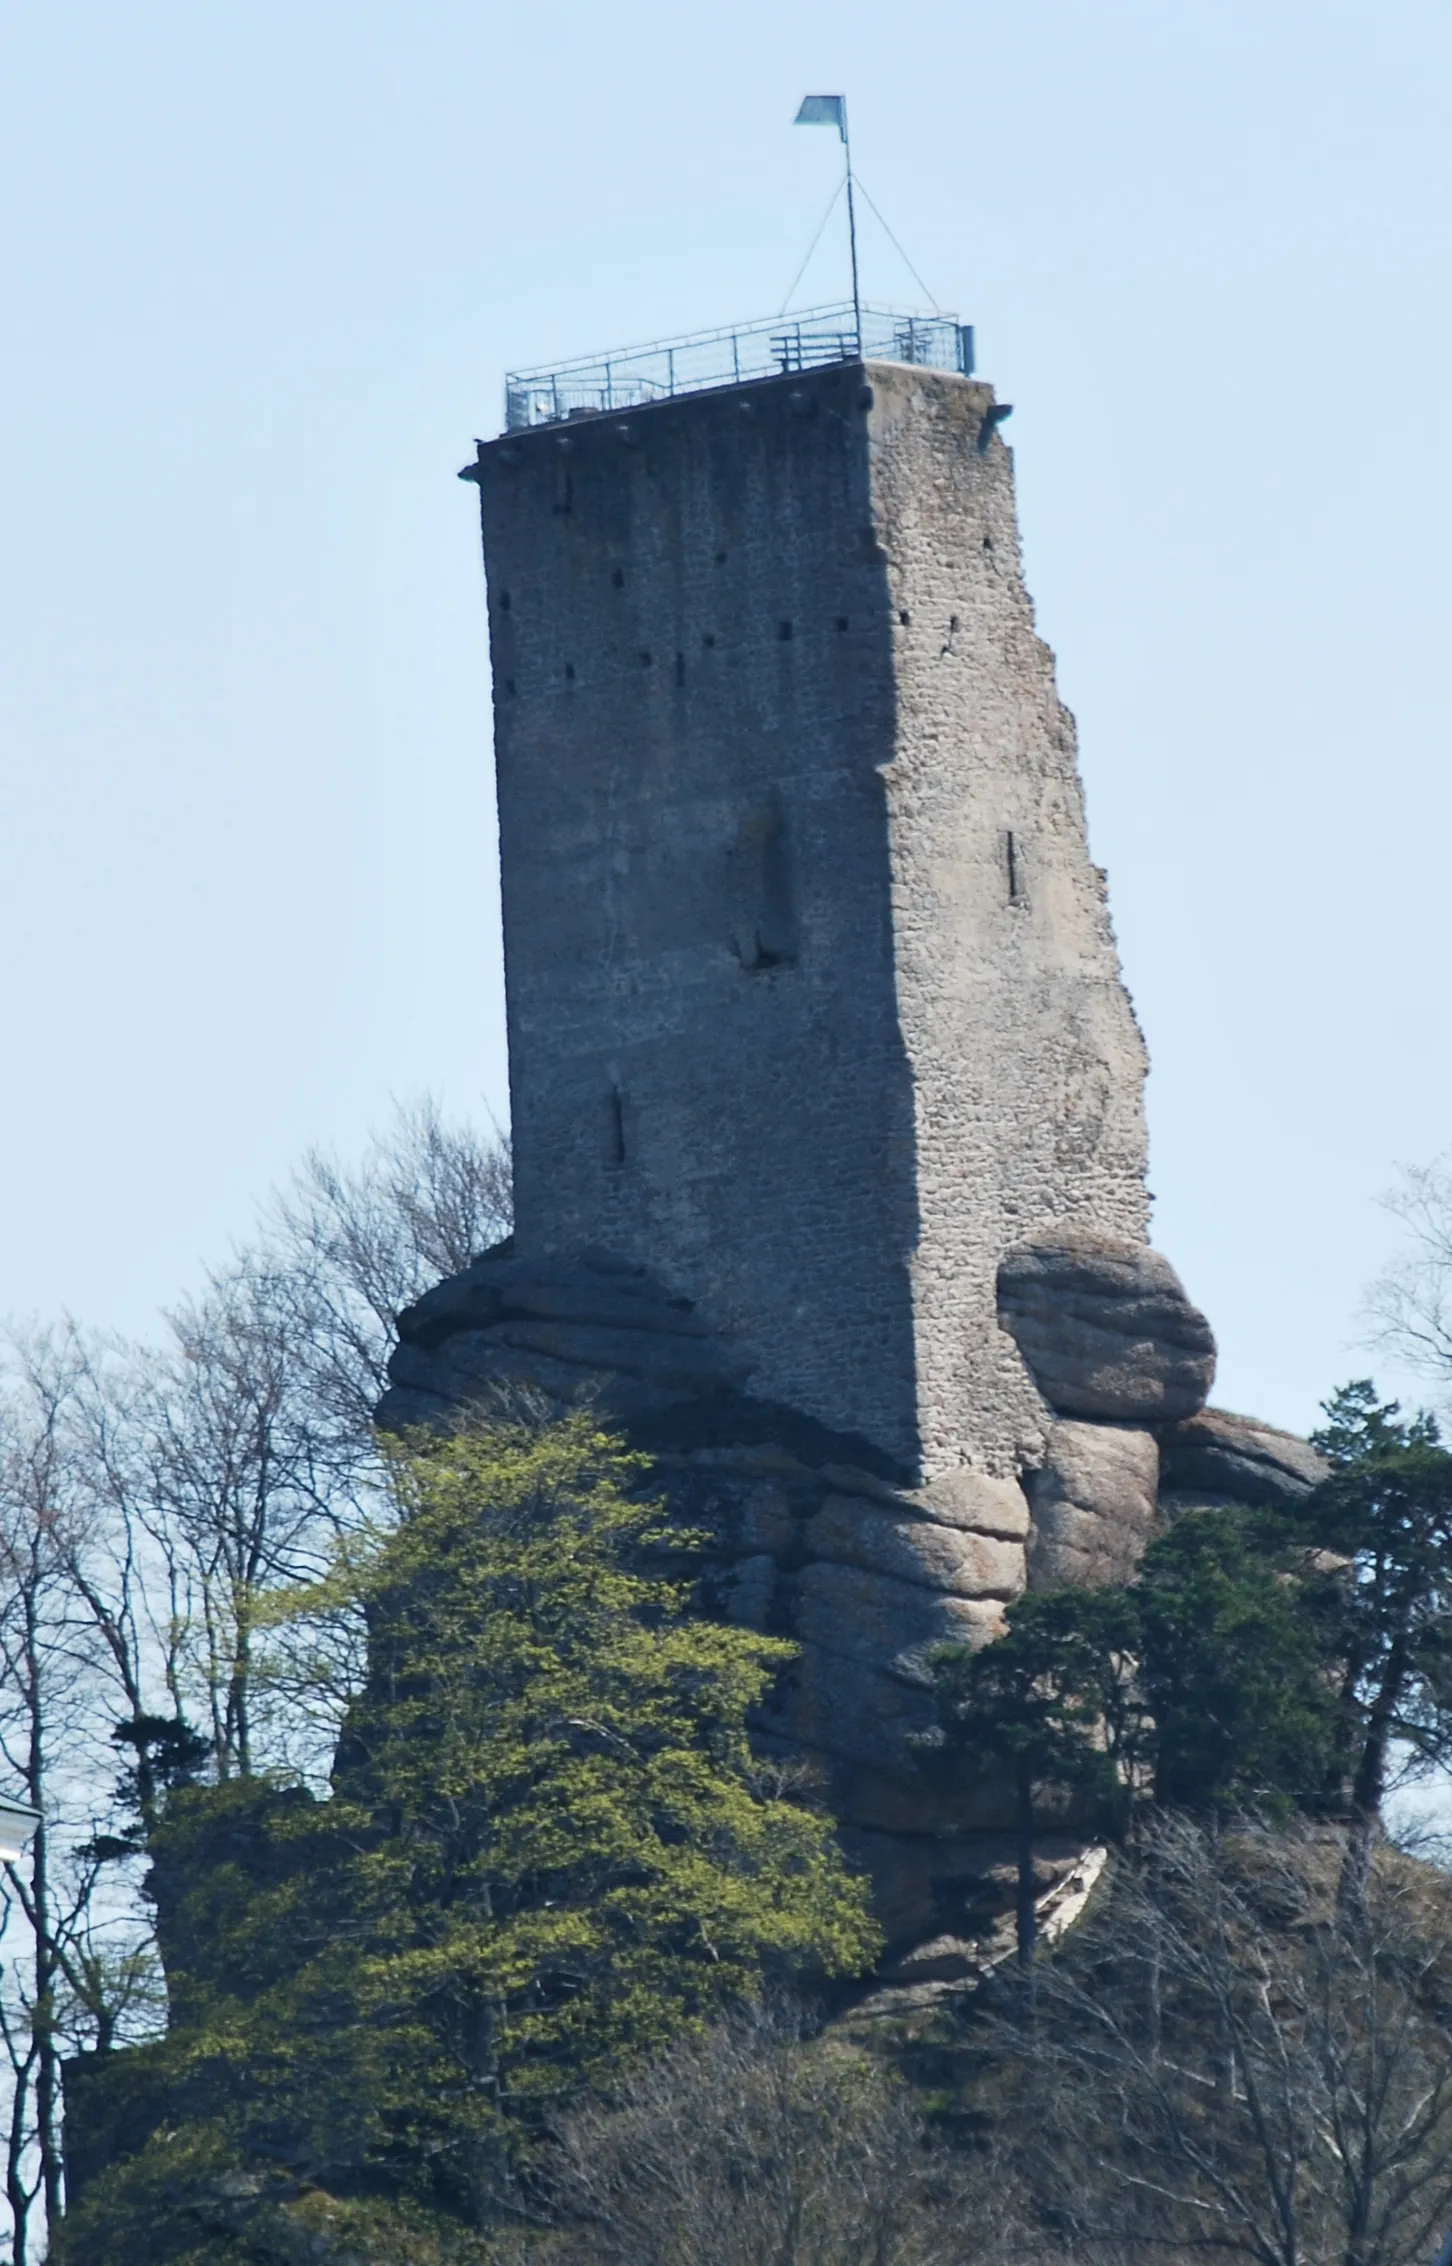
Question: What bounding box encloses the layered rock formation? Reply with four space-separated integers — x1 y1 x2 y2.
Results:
377 1229 1325 1957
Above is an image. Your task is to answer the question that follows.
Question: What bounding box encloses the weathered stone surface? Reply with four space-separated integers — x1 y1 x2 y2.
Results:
1027 1419 1160 1588
838 1827 1095 1954
476 361 1150 1484
376 1245 750 1434
727 1482 798 1559
908 1468 1032 1539
1159 1405 1329 1510
377 1234 1145 1943
722 1554 777 1631
998 1231 1216 1422
794 1561 1002 1687
397 1243 712 1350
803 1497 1025 1600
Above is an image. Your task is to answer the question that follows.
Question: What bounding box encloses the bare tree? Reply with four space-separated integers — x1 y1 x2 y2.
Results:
101 1100 511 1783
0 1102 509 2252
0 1332 165 2266
1363 1155 1452 1415
989 1814 1452 2266
546 2001 971 2266
263 1095 511 1467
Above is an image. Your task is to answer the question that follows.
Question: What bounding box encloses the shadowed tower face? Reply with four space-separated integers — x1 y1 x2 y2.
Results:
466 359 1148 1485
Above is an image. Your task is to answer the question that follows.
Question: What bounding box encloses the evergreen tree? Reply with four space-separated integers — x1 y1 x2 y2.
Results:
1135 1506 1335 1813
929 1589 1140 1965
58 1416 879 2261
1302 1383 1452 1857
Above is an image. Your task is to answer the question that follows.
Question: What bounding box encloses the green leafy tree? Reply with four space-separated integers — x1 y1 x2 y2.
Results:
1135 1506 1335 1814
58 1415 879 2261
929 1590 1140 1966
1302 1382 1452 1867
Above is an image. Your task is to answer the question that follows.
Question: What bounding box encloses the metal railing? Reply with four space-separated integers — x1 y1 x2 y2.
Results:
503 304 975 431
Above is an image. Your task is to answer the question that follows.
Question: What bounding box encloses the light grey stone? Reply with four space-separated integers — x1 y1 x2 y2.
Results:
1028 1419 1160 1588
908 1468 1032 1539
803 1496 1025 1600
794 1560 1003 1684
998 1231 1215 1422
472 361 1150 1482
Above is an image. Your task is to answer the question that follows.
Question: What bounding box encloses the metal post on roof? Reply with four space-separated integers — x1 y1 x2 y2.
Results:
843 103 862 361
794 94 860 361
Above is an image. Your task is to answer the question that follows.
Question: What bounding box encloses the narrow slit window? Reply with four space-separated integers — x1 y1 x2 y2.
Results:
608 1087 626 1166
1006 830 1025 906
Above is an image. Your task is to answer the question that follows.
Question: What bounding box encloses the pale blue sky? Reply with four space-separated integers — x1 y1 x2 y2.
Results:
2 0 1449 1435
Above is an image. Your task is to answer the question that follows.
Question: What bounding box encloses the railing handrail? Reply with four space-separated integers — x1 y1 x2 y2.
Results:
502 303 974 431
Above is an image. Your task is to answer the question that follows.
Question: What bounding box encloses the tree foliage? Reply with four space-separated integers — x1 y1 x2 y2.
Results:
1304 1383 1452 1835
929 1590 1140 1964
57 1417 879 2259
1135 1503 1335 1812
931 1383 1452 1892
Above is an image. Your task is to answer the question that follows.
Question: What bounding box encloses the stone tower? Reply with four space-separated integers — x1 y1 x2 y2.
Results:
385 331 1322 1958
460 355 1149 1487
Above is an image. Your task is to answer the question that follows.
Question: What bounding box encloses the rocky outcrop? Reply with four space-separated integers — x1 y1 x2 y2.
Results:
378 1242 754 1433
376 1243 1325 1961
1159 1405 1329 1512
1027 1420 1160 1588
377 1241 1046 1951
997 1232 1216 1423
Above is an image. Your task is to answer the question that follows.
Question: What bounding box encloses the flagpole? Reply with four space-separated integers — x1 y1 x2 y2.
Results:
842 100 862 360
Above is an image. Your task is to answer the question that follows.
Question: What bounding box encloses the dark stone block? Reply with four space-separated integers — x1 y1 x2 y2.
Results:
1159 1405 1329 1509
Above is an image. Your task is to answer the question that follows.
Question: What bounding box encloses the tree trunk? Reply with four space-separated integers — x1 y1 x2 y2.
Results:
1016 1760 1037 1970
1340 1636 1407 1912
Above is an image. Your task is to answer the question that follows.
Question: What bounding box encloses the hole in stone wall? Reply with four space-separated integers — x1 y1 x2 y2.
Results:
608 1087 627 1167
675 652 686 685
835 616 849 631
715 549 728 565
504 678 517 698
778 620 793 640
1006 830 1025 906
498 590 512 611
564 663 575 681
611 566 625 588
638 650 653 668
898 608 911 626
983 534 994 553
553 466 573 515
702 632 717 649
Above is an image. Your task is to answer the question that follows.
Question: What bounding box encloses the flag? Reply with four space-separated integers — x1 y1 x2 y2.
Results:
794 94 847 142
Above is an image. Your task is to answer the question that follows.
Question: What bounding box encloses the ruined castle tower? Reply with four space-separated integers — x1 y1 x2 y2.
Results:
460 344 1149 1486
382 319 1330 1954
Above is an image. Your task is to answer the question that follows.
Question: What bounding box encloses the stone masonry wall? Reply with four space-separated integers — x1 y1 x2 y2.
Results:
468 359 1148 1482
864 367 1150 1478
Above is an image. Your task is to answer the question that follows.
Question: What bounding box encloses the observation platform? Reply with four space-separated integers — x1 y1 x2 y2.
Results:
503 302 975 432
